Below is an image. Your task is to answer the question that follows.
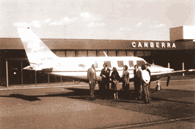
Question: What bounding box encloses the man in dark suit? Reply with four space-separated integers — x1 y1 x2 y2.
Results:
134 65 142 99
87 64 97 100
100 63 110 98
145 63 151 101
122 65 130 98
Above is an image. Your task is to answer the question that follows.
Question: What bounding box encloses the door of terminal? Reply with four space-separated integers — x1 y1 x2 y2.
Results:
22 60 35 84
8 61 21 85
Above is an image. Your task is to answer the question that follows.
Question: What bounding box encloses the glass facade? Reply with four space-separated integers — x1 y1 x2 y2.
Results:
108 51 116 56
117 51 126 56
127 51 134 56
76 51 87 57
55 51 66 57
97 51 107 57
66 51 75 57
135 51 144 57
88 51 96 57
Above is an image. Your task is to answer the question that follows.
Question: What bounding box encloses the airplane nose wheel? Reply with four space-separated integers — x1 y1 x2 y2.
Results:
155 80 161 91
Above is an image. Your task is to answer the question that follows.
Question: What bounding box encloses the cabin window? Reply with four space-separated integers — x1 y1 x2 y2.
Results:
104 61 111 68
78 64 85 68
129 61 134 67
117 61 124 67
137 60 145 66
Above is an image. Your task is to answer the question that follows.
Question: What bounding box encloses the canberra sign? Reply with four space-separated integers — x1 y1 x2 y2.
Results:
131 41 176 48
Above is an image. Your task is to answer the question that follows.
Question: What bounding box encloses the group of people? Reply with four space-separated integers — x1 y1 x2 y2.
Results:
87 63 151 104
100 63 130 100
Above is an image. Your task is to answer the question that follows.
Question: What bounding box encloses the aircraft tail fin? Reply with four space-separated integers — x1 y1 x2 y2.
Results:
17 28 57 65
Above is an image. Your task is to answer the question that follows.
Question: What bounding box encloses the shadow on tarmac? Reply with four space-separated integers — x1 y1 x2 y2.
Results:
8 94 41 101
61 87 195 119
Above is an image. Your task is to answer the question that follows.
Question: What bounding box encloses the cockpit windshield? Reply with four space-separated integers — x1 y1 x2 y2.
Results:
136 60 145 67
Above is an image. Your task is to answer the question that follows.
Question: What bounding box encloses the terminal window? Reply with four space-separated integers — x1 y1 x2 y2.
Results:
144 51 151 56
97 51 108 57
66 51 75 57
117 51 126 56
88 51 96 57
127 51 134 56
108 51 116 56
76 51 87 57
135 51 144 57
55 51 65 57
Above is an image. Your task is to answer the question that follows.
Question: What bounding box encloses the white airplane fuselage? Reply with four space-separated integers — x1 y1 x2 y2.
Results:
40 56 173 81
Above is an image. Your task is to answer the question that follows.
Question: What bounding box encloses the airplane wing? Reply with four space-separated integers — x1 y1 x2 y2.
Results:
150 70 186 81
129 69 195 86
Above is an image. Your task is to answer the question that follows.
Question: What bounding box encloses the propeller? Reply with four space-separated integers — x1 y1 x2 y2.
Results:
166 76 170 86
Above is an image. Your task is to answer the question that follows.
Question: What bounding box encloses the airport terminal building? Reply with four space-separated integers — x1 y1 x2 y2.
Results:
1 26 195 86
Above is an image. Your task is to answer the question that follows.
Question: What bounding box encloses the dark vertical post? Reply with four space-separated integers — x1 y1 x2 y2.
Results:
61 76 63 85
48 74 50 86
21 60 23 87
152 51 154 65
6 60 9 88
35 71 37 87
167 51 170 68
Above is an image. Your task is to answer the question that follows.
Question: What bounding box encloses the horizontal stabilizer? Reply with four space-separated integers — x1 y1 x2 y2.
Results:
23 65 53 72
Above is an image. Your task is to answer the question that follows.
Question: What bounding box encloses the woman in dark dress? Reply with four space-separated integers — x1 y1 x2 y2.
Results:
111 67 120 99
122 65 129 90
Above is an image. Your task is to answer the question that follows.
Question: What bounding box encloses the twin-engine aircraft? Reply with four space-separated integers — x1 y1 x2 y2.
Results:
17 27 191 86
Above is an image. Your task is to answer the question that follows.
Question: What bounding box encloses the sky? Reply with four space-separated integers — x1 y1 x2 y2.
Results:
0 0 195 40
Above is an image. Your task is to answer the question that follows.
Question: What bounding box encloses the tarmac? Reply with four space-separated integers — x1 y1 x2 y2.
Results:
0 74 195 129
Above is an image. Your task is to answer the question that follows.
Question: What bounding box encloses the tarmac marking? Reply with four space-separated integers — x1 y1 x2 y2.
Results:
105 116 195 129
160 79 195 82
